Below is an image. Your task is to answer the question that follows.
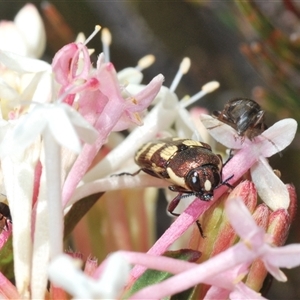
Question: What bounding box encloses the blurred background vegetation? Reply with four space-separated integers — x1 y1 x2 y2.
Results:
1 1 300 298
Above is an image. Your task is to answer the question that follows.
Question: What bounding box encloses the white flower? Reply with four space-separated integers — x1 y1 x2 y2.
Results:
200 114 297 210
0 4 46 58
48 253 131 299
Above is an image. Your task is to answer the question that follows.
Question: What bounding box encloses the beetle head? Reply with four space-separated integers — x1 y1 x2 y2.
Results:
185 165 221 201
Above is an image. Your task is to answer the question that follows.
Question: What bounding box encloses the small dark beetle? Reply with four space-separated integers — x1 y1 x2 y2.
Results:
213 98 267 140
134 138 232 225
0 201 11 231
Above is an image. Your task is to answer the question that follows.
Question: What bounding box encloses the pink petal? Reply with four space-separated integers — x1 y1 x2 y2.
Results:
131 199 211 279
130 243 254 299
78 89 109 126
230 282 268 300
263 260 287 282
52 43 80 86
52 42 93 100
264 244 300 269
218 146 258 196
62 72 163 206
204 286 230 300
96 62 124 106
225 197 264 242
82 86 178 182
112 74 164 131
203 263 249 290
125 74 164 112
0 272 20 299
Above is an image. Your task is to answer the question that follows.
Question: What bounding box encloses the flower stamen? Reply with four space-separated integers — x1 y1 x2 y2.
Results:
136 54 155 71
101 27 112 62
170 57 190 92
85 25 101 46
180 81 220 108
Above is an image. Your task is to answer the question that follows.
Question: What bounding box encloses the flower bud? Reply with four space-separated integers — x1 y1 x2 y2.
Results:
245 204 270 292
189 181 258 298
244 184 297 293
84 256 98 277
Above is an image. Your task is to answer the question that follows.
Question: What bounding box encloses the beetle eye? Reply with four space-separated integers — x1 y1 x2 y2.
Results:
186 171 201 192
186 166 221 193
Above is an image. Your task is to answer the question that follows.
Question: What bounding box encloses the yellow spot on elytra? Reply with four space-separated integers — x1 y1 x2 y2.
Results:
182 140 203 147
151 163 165 173
136 143 166 163
160 145 178 161
167 167 187 189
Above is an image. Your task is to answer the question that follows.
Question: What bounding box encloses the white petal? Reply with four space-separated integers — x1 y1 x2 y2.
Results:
15 71 52 106
62 103 98 144
199 114 243 149
29 71 53 103
0 50 50 73
48 254 96 299
175 107 199 139
31 181 50 299
10 111 47 151
46 104 97 153
0 77 19 100
258 118 297 157
49 253 131 299
97 252 131 298
0 21 27 55
14 4 46 58
117 67 143 85
251 157 289 210
48 108 82 153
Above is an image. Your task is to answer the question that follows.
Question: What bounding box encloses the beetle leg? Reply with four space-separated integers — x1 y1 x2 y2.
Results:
196 220 205 238
218 154 234 189
167 193 183 217
168 193 206 238
223 150 234 166
221 174 234 189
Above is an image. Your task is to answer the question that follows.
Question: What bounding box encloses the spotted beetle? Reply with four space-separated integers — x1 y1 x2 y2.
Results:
132 138 233 235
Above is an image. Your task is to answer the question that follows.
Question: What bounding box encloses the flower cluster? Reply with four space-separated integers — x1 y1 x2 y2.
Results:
0 4 299 300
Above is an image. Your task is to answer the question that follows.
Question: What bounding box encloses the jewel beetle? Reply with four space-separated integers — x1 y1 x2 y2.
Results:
133 137 233 233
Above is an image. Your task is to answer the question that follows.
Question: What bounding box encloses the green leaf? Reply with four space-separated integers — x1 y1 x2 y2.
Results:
123 249 201 299
63 192 103 239
0 235 14 281
170 286 196 300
